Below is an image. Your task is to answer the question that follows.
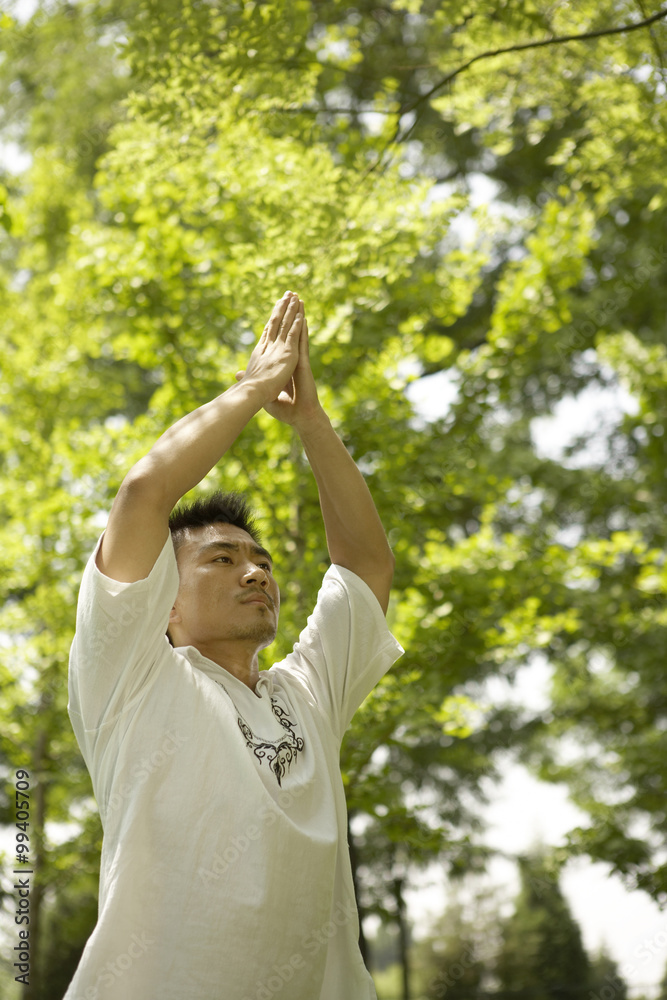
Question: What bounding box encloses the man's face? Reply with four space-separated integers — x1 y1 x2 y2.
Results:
168 522 280 650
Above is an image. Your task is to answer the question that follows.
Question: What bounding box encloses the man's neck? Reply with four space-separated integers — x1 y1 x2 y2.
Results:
188 640 262 692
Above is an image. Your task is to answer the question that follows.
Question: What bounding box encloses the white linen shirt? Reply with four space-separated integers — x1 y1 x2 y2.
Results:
65 531 404 1000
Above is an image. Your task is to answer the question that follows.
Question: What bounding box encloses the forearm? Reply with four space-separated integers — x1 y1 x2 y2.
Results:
129 380 265 511
297 410 394 573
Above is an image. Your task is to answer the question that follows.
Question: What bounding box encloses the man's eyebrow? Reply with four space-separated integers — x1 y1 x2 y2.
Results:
197 540 273 564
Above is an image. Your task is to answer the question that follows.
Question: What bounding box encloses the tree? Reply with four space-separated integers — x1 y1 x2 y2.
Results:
416 898 490 1000
493 850 591 1000
0 0 486 991
3 1 667 994
589 947 629 1000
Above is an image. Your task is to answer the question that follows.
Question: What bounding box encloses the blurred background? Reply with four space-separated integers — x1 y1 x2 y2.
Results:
2 0 667 996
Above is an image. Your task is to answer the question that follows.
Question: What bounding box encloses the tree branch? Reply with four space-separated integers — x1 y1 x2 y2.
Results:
635 0 667 79
360 5 667 181
257 104 400 116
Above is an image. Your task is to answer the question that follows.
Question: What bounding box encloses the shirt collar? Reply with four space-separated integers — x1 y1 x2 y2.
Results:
174 644 273 698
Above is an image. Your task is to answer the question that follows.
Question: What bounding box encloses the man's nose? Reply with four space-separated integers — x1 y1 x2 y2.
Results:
242 564 268 586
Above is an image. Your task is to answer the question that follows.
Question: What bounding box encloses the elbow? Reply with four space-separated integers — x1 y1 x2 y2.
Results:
118 459 173 515
377 547 396 592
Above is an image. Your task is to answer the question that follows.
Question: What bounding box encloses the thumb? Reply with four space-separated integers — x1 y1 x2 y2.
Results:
235 370 246 381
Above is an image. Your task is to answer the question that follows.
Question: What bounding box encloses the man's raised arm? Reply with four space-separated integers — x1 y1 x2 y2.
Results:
237 309 395 614
97 292 304 584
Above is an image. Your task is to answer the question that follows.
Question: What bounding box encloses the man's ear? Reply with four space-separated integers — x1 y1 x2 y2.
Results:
166 605 181 647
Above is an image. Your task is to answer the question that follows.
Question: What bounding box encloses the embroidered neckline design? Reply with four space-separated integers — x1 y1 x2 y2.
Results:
214 680 305 787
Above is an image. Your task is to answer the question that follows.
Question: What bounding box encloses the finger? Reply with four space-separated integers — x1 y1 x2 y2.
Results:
295 312 309 364
278 294 301 341
283 301 304 345
266 292 294 342
235 370 245 381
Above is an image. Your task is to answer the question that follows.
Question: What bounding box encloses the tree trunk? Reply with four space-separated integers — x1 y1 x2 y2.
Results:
393 875 411 1000
347 813 369 967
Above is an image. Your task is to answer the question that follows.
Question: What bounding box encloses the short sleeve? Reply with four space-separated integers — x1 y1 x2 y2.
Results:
273 564 404 742
68 531 180 732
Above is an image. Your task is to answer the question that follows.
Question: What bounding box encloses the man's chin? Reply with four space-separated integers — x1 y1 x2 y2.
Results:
257 626 279 650
226 622 278 648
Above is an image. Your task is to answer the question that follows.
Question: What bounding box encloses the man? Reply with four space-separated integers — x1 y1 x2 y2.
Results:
65 290 404 999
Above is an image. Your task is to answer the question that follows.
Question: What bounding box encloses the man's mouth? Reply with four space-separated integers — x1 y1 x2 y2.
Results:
241 594 272 608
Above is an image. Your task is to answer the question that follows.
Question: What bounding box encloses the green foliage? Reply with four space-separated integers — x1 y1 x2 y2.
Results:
494 851 592 999
389 870 629 1000
2 0 667 992
415 899 489 1000
589 948 630 1000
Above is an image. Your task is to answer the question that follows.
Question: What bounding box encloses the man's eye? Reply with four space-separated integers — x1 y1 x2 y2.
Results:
259 563 272 571
213 556 231 563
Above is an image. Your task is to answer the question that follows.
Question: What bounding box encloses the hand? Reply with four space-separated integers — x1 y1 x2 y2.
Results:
236 295 323 428
235 291 303 405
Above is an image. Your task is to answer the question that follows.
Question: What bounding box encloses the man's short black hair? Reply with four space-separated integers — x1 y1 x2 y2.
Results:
169 491 262 553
